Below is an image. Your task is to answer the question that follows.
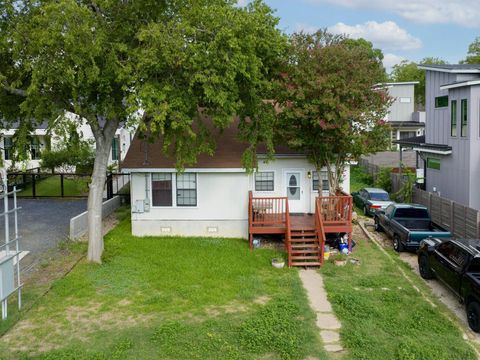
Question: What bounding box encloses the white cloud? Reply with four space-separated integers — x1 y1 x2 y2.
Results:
383 53 406 73
307 0 480 27
329 21 422 51
294 23 319 34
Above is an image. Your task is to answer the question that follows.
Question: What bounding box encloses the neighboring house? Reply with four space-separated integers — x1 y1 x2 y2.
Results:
397 64 480 210
0 113 134 171
0 122 49 170
122 123 351 240
374 81 425 149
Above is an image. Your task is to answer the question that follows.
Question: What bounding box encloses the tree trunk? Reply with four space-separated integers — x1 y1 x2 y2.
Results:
87 119 118 263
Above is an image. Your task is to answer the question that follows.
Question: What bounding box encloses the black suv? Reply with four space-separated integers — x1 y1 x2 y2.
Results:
418 238 480 332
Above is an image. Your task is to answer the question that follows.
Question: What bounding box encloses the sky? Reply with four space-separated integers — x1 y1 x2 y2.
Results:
248 0 479 73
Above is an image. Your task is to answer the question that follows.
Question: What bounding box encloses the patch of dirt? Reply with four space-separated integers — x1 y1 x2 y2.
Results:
2 300 154 354
253 295 271 305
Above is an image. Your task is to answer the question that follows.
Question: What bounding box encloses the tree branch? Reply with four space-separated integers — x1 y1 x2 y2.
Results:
1 82 27 97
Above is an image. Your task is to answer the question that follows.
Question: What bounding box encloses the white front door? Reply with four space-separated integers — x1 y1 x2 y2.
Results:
285 171 304 213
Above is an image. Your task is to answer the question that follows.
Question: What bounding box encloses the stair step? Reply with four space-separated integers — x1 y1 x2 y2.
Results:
291 244 320 249
291 231 316 235
290 240 318 244
291 261 321 267
290 249 320 254
290 255 321 260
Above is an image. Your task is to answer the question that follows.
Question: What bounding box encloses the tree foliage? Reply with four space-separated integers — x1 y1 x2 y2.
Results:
0 0 287 262
41 115 95 173
462 37 480 64
390 57 446 109
277 30 390 193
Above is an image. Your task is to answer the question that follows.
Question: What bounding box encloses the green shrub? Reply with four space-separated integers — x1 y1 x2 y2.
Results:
374 167 392 193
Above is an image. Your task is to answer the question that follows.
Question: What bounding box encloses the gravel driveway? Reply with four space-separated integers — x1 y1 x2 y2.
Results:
0 198 87 270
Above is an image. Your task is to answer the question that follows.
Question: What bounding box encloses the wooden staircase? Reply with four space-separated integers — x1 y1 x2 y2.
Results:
289 228 322 267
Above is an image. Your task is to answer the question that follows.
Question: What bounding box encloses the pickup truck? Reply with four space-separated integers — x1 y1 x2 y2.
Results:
418 238 480 332
374 203 451 252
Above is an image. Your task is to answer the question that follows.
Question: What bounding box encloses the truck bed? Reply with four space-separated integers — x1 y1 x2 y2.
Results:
395 219 445 232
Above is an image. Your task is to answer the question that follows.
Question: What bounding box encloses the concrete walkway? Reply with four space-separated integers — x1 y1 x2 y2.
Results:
299 269 344 354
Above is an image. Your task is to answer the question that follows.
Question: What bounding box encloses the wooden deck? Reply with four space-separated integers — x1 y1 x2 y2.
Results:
248 191 353 267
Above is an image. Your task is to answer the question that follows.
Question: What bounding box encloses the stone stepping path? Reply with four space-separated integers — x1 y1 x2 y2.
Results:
299 269 344 354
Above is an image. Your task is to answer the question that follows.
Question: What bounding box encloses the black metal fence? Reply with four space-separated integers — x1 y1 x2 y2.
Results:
7 172 130 200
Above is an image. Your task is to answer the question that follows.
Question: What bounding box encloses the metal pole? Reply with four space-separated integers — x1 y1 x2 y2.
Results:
32 174 36 198
13 186 21 310
4 181 9 255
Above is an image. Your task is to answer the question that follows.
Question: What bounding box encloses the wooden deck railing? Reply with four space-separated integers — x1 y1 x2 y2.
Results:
248 191 288 226
285 200 292 267
315 198 326 265
317 194 353 224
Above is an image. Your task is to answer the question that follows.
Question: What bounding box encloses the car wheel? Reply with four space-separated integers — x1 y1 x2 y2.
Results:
467 301 480 333
363 205 368 216
418 255 434 279
374 218 382 232
393 235 404 252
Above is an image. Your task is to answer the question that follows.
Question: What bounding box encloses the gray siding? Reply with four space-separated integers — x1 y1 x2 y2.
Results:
424 71 480 210
469 85 480 210
425 71 456 144
387 84 415 123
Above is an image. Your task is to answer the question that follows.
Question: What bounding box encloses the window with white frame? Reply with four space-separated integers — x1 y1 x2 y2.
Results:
3 137 12 160
176 173 197 206
312 171 329 191
255 171 274 191
152 173 173 206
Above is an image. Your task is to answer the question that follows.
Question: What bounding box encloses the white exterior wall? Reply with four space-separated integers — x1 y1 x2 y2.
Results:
129 157 351 239
131 171 250 238
1 130 48 170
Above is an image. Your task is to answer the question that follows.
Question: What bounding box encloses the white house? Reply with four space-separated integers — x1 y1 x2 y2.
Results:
0 113 135 171
373 81 425 149
122 123 350 239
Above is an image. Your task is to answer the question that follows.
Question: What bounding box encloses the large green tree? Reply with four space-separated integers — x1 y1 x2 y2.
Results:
390 57 446 109
0 0 286 262
277 30 390 193
462 37 480 64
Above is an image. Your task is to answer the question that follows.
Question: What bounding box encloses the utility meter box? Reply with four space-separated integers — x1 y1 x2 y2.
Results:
0 256 15 301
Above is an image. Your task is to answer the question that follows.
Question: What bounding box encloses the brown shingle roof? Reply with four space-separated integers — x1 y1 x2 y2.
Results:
122 120 302 169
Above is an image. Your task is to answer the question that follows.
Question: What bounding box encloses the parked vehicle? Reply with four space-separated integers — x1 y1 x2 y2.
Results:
352 188 394 216
418 238 480 332
374 203 451 252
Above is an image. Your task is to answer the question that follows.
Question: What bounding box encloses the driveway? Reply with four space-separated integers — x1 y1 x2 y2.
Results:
362 218 480 342
0 198 87 271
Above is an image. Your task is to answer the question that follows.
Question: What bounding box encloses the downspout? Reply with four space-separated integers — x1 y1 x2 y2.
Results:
144 173 150 212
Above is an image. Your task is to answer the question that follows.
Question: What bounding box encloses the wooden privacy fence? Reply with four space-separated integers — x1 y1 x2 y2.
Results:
412 187 480 239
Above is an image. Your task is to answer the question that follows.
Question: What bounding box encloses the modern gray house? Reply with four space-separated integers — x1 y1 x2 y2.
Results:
398 64 480 210
374 81 425 149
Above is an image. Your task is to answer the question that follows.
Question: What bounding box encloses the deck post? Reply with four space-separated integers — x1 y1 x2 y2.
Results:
248 191 253 250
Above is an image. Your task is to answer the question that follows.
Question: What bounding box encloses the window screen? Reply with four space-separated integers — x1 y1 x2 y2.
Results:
111 137 119 161
30 137 42 160
3 137 12 160
176 173 197 206
451 100 457 137
152 173 172 206
435 96 448 108
461 99 468 137
312 171 329 191
255 172 274 191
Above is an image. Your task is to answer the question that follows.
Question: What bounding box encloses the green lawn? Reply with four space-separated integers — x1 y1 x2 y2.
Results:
0 209 326 360
17 175 90 197
321 232 476 359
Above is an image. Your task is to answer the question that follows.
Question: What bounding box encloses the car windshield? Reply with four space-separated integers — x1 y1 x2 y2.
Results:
370 192 390 201
394 208 429 218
